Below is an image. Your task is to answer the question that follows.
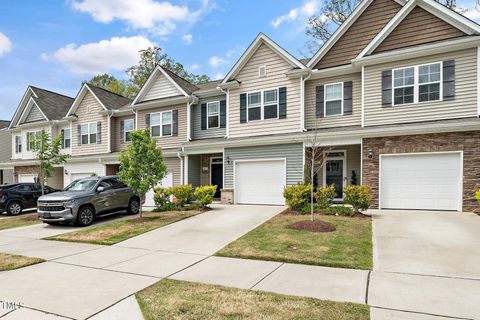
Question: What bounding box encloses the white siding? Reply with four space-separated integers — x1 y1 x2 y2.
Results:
11 125 52 160
141 73 183 102
364 48 477 126
24 104 46 123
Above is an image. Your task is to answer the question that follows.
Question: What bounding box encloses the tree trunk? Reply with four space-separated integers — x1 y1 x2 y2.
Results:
311 156 315 221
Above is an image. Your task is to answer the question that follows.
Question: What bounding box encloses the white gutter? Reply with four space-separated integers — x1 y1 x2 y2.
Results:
300 71 312 132
217 87 230 138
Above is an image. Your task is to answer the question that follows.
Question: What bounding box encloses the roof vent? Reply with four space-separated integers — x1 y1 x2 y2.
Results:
258 65 267 77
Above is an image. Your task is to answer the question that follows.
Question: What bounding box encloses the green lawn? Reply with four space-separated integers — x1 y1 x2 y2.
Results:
216 214 372 270
0 253 44 271
136 279 370 320
0 213 40 231
44 210 202 245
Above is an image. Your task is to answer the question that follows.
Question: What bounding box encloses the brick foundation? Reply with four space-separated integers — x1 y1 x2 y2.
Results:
362 131 480 212
14 166 40 182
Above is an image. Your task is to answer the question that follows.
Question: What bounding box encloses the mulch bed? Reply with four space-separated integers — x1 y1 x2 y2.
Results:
288 220 336 233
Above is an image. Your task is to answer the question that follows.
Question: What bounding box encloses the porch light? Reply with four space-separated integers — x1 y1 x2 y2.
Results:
367 149 374 159
64 169 68 175
226 156 231 165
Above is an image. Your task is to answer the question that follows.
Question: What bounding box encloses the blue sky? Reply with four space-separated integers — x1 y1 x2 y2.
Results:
0 0 478 120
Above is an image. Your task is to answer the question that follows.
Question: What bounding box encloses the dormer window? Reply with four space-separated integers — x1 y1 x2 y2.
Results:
258 65 267 77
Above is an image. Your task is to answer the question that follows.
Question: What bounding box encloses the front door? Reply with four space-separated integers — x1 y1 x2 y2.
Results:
210 158 223 198
324 151 346 199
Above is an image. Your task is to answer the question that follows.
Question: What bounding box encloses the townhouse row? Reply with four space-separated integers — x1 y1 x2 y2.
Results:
1 0 480 212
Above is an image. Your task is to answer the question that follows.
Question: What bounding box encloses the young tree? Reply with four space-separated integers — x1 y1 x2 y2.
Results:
30 131 69 195
118 129 167 217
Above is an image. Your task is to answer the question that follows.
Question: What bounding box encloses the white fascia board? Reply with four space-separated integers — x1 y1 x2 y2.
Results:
306 0 374 68
85 85 108 111
132 67 160 105
9 86 36 129
66 84 88 116
222 33 305 83
18 97 48 125
133 96 191 110
354 36 480 65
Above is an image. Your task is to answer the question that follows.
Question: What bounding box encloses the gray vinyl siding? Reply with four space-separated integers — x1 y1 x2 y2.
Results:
364 48 477 126
224 143 304 189
316 145 361 187
187 154 201 187
1 169 14 184
24 105 45 123
192 95 226 140
0 129 12 162
164 157 182 186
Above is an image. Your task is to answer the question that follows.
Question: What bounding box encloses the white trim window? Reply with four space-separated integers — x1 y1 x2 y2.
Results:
15 136 22 153
62 128 71 149
393 62 442 105
207 101 220 129
247 92 262 121
325 83 343 116
151 111 173 138
26 131 42 151
80 122 97 145
263 89 278 119
124 119 134 142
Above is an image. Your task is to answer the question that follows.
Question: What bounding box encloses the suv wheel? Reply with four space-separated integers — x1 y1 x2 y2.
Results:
77 206 94 227
7 201 23 215
127 198 140 215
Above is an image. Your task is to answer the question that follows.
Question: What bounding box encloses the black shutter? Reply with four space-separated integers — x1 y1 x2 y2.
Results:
343 81 353 115
279 87 287 119
443 60 455 100
145 114 150 127
61 129 65 148
220 100 226 128
315 85 324 118
96 122 101 144
382 70 393 107
172 110 178 136
77 124 81 146
120 120 125 144
240 93 247 123
201 103 207 130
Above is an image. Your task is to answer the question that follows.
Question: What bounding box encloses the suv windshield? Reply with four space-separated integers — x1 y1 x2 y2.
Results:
64 179 98 191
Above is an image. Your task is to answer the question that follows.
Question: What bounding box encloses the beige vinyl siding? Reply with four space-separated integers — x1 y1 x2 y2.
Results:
164 156 182 186
305 73 362 129
364 48 477 126
112 115 135 152
229 43 301 138
136 103 187 151
24 105 45 123
71 91 109 156
141 73 182 102
192 95 226 140
316 145 361 187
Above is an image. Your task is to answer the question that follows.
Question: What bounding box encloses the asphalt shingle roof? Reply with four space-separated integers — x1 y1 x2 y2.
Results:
29 86 74 120
162 68 199 95
87 85 132 110
0 120 10 129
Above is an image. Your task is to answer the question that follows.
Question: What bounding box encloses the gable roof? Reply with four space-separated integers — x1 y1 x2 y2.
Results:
357 0 480 58
222 33 305 83
67 83 132 116
307 0 403 69
163 68 199 95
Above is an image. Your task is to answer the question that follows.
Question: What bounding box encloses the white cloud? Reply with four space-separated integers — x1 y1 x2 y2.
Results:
214 73 224 80
43 36 155 75
190 63 201 70
70 0 213 36
182 34 193 45
271 0 320 28
209 56 228 68
0 32 12 57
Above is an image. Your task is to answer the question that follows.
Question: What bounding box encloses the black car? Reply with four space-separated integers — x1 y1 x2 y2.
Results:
0 183 58 215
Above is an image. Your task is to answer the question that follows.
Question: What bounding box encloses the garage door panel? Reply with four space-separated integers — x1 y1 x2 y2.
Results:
381 153 461 211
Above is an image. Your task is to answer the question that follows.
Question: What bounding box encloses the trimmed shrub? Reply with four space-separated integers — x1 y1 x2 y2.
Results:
167 184 194 207
476 189 480 204
153 187 174 211
324 205 354 217
343 185 371 214
315 185 337 209
283 185 311 210
194 185 217 208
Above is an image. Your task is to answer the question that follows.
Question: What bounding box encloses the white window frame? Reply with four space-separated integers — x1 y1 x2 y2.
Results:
15 135 22 153
123 119 134 142
207 101 220 129
324 82 344 117
26 130 42 151
392 61 443 106
80 122 98 145
150 111 173 138
246 88 279 122
62 128 71 149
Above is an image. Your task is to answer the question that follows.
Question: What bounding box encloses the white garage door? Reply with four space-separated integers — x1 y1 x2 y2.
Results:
18 174 37 183
380 153 461 211
144 172 173 207
235 160 286 205
70 173 92 182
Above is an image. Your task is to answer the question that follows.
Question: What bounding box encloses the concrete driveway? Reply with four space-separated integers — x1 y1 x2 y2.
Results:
373 209 480 279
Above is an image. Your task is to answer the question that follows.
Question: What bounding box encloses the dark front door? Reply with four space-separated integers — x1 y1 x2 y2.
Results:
325 159 344 199
211 158 223 198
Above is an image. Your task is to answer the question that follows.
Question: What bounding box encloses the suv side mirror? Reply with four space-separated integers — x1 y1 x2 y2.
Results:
97 186 105 193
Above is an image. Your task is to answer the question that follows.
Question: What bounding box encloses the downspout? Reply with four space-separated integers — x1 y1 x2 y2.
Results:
107 110 114 153
301 72 312 132
187 97 196 141
177 151 184 185
217 87 229 138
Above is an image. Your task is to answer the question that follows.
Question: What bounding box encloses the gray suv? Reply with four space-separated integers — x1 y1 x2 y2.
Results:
37 176 140 226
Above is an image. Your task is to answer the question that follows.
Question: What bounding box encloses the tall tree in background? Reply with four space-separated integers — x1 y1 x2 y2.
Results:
86 46 210 98
305 0 466 55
